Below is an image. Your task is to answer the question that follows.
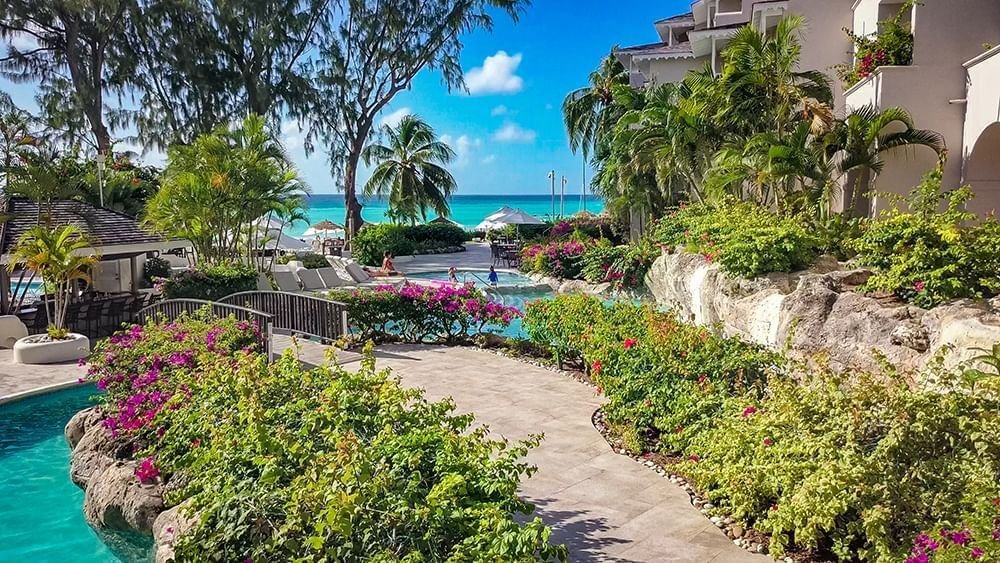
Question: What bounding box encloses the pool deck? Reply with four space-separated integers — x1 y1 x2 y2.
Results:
0 349 87 404
393 241 501 273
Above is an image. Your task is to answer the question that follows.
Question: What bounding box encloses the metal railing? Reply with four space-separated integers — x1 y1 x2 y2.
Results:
219 291 349 343
138 299 274 358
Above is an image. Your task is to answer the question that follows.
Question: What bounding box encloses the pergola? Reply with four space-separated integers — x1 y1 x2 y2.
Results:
0 197 190 314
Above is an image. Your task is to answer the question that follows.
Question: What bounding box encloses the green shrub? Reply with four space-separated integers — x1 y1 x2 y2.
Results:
851 167 1000 308
142 256 172 284
523 294 1000 561
580 239 658 290
352 223 466 265
652 200 819 278
328 283 520 343
278 252 329 269
85 317 566 561
161 263 257 300
520 240 588 279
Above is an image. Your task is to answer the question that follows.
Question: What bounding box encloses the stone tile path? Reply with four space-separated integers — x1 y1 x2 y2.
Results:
279 338 760 562
0 349 87 403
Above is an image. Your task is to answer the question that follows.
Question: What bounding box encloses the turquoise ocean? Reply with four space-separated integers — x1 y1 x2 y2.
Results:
286 194 604 237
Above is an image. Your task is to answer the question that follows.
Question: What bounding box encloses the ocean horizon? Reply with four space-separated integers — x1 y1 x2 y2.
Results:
287 193 605 237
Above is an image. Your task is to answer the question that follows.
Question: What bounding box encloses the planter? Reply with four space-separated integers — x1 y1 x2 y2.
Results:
12 333 90 364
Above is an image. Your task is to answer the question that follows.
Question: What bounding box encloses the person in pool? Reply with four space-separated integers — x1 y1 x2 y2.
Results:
448 266 458 283
487 266 499 287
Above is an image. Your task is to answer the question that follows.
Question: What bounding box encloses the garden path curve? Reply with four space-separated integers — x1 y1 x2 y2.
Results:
280 338 762 563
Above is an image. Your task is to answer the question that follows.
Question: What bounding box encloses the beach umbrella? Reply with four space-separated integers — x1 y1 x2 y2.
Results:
484 206 515 222
493 208 544 226
474 219 508 232
302 219 345 239
252 217 311 251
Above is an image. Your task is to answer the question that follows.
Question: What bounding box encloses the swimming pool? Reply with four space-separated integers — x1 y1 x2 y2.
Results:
0 386 153 562
407 269 541 288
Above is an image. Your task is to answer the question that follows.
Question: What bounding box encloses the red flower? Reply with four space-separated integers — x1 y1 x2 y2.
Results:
698 330 709 341
697 374 708 386
191 438 201 448
595 386 603 396
675 425 683 434
741 406 758 418
688 455 699 462
591 360 603 376
763 437 773 447
914 281 926 293
644 398 651 407
131 177 141 185
994 497 1000 508
770 504 779 511
623 338 637 350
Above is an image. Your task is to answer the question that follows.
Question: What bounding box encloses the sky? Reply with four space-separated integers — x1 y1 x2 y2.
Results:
0 0 691 196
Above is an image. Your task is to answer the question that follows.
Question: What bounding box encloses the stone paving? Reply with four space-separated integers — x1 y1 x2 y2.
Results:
279 337 760 562
0 349 88 403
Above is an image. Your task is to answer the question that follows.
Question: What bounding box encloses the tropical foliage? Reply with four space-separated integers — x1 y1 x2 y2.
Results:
524 295 1000 561
8 225 98 336
350 223 467 266
85 314 565 561
143 114 307 268
159 263 258 301
837 1 916 86
363 115 457 225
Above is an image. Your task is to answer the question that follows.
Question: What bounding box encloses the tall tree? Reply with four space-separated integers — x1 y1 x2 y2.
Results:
121 0 332 149
562 52 630 160
0 0 130 154
363 115 457 225
309 0 527 236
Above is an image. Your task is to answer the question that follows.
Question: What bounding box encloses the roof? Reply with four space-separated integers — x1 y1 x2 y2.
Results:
615 41 695 59
654 12 695 25
0 197 170 257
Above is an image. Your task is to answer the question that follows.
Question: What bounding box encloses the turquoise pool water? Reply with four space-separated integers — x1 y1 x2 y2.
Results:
407 269 539 287
0 386 152 562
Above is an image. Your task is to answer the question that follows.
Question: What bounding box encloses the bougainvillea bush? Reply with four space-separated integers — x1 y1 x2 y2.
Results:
524 295 1000 561
520 240 588 279
328 283 521 343
580 239 658 291
86 317 566 561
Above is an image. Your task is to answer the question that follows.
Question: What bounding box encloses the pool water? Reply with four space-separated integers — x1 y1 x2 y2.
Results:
494 289 553 338
407 269 539 287
0 386 153 562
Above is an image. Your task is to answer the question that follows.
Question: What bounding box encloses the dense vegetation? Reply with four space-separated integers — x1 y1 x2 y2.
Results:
328 284 520 343
351 223 468 266
159 263 257 301
524 295 1000 561
86 313 566 561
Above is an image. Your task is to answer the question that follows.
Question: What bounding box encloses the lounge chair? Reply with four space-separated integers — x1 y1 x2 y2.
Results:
272 270 302 292
318 267 352 288
257 273 273 291
297 269 328 291
343 260 375 284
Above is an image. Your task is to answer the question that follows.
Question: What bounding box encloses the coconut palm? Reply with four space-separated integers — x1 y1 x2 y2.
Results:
562 52 631 159
7 148 83 224
8 225 98 336
826 105 945 214
362 115 457 225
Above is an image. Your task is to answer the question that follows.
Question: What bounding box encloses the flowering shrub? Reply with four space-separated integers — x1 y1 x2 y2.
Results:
328 283 520 343
652 200 819 278
837 1 915 86
160 263 257 300
524 295 1000 560
352 223 468 265
86 318 565 561
852 167 1000 308
580 239 658 290
521 239 588 279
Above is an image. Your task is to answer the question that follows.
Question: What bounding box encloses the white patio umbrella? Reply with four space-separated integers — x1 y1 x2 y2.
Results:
252 217 311 251
474 219 509 232
492 208 545 226
483 206 516 222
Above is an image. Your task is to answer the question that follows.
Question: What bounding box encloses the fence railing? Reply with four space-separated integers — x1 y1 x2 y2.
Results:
218 291 349 343
138 299 274 358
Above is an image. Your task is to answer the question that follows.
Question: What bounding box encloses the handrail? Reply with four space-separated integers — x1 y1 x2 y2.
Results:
138 299 274 359
218 291 349 343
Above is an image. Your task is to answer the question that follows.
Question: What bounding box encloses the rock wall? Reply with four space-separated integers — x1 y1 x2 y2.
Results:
645 250 1000 373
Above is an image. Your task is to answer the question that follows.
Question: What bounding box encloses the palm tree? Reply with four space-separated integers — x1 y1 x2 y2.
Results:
362 115 457 225
562 52 630 159
8 225 98 336
826 105 945 214
7 148 83 224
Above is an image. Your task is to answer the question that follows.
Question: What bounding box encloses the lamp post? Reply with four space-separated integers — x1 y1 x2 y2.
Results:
95 153 106 208
560 176 567 218
547 170 555 218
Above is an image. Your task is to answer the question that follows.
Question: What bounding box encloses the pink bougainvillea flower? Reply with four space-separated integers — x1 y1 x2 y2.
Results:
914 281 926 293
134 456 159 482
643 398 651 407
623 338 637 350
595 386 603 396
741 406 758 418
675 425 683 434
697 374 708 386
591 360 602 376
994 497 1000 507
191 438 201 448
905 554 929 563
763 437 773 447
770 504 779 511
971 548 984 559
687 455 699 462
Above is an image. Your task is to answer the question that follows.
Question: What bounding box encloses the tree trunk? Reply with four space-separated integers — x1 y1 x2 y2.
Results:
344 152 364 237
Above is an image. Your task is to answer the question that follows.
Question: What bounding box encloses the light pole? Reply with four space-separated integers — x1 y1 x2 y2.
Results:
560 176 567 218
547 170 555 218
95 153 106 208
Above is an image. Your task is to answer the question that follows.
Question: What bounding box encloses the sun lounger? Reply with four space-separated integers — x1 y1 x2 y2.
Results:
318 267 351 288
272 270 302 292
342 260 374 284
297 269 328 291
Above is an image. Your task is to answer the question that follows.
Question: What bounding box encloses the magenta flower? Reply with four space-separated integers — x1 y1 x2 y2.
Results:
741 405 758 418
134 456 159 482
914 280 926 293
623 338 637 350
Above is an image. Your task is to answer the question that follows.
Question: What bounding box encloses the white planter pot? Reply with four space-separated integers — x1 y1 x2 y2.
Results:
12 333 91 365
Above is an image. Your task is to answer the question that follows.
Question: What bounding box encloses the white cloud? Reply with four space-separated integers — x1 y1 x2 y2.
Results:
464 51 524 95
379 107 412 128
490 104 511 116
441 134 482 167
281 120 304 151
491 122 536 143
481 154 497 164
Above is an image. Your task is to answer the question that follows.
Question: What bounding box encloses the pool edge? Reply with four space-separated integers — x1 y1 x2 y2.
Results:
0 380 87 406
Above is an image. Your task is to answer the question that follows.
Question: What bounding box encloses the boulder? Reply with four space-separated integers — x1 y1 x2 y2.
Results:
70 420 133 489
152 501 199 563
84 461 164 534
65 406 103 449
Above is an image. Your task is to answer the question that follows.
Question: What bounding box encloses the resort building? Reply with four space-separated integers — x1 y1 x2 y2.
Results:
616 0 1000 217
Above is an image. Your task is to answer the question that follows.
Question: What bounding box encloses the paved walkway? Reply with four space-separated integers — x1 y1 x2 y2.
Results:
280 337 759 562
0 349 87 403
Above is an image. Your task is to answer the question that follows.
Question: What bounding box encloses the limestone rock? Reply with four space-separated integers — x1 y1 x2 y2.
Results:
84 461 164 534
891 323 931 352
65 406 103 449
152 502 198 563
70 419 133 489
